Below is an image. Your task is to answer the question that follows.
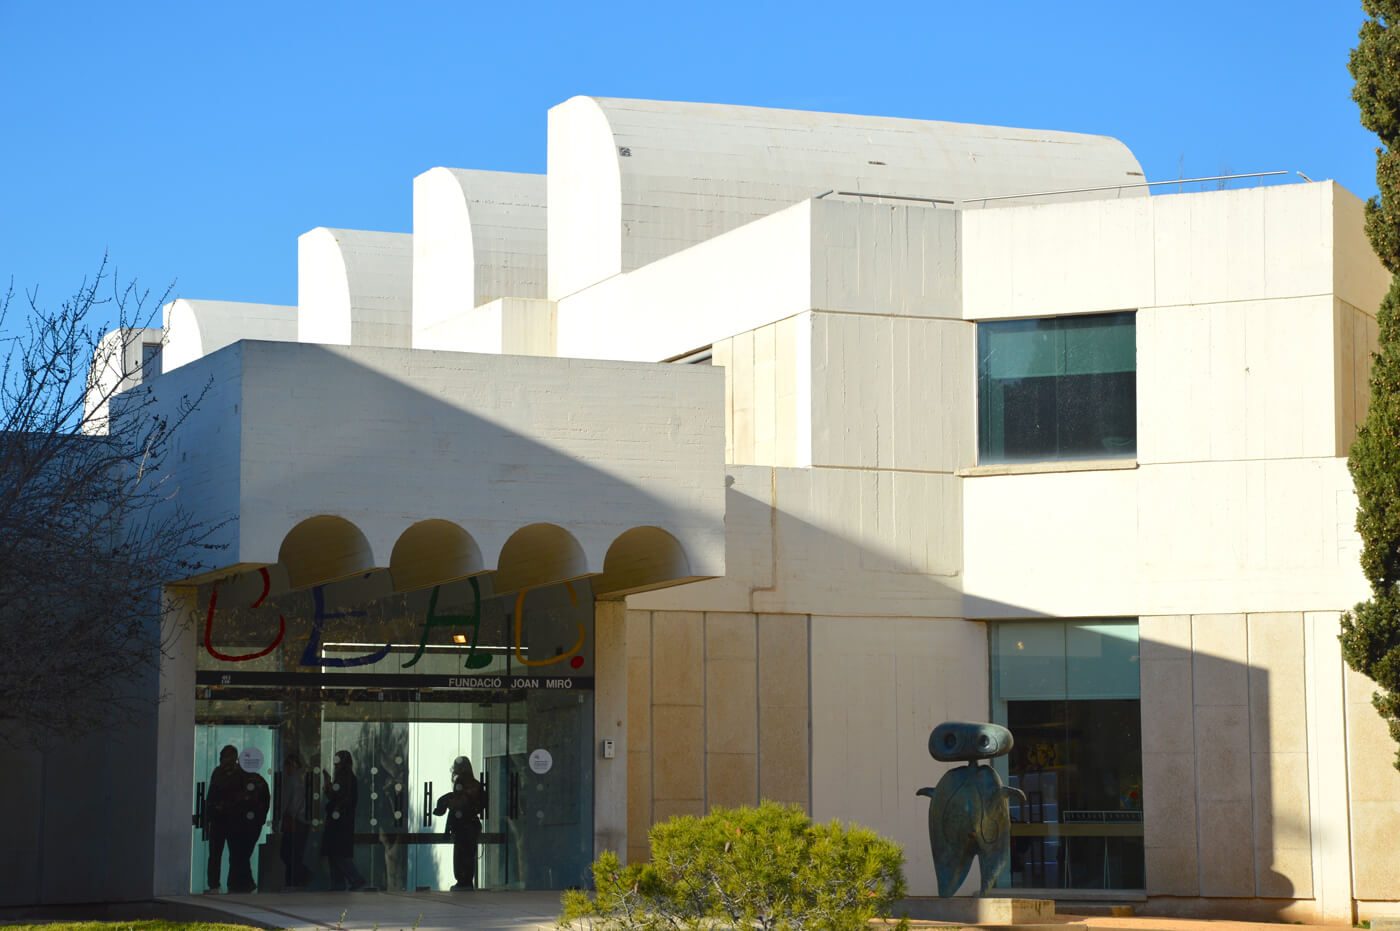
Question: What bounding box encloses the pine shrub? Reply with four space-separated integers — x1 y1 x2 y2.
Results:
560 801 909 931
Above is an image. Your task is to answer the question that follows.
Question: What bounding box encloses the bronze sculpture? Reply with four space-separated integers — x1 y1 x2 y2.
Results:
916 721 1025 897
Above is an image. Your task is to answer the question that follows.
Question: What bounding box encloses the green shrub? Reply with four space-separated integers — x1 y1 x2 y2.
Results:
561 801 909 931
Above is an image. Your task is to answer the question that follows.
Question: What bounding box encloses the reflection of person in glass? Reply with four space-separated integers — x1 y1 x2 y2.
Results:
204 745 242 893
321 750 366 890
279 752 312 888
209 746 271 894
434 756 485 891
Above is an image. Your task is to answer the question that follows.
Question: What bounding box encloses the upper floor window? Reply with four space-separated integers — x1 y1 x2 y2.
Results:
141 341 162 379
977 312 1135 464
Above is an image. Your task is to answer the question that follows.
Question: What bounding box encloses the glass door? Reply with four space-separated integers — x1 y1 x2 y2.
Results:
191 721 277 893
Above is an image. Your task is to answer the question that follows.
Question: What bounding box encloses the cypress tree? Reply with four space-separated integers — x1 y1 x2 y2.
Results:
1342 0 1400 769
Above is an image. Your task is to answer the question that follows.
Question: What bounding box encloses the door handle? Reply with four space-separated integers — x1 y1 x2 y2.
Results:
422 781 433 828
193 781 206 835
304 773 313 822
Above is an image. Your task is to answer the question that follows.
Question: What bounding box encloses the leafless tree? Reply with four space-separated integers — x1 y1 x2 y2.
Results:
0 258 222 746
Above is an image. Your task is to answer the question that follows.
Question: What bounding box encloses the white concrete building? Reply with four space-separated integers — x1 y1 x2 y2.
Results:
5 96 1398 923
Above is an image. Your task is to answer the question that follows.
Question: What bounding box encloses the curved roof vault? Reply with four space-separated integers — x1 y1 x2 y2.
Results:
547 95 1146 298
412 168 547 350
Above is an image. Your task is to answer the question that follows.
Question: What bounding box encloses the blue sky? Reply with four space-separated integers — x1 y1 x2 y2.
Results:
0 1 1383 317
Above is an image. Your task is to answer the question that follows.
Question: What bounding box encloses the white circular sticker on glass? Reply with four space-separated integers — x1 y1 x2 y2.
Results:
239 747 264 773
528 748 553 775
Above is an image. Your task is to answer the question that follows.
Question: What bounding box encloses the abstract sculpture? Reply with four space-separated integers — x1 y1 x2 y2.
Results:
916 721 1025 897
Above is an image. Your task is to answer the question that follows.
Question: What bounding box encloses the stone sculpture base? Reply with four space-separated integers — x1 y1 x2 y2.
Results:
897 896 1056 924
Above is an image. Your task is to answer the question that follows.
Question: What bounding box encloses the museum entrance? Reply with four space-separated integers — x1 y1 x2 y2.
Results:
189 571 596 894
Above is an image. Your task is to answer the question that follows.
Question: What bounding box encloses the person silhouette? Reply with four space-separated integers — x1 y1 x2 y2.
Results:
203 745 241 893
433 756 485 891
321 750 366 891
224 750 271 893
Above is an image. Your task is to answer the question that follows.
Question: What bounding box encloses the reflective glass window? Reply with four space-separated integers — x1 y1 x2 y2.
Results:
990 620 1144 891
977 312 1136 463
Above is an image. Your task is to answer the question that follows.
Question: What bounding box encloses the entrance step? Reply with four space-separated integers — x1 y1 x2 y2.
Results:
899 898 1057 924
1059 904 1137 918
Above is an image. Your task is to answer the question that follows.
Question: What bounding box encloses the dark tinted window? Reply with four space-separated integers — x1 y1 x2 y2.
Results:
977 313 1135 463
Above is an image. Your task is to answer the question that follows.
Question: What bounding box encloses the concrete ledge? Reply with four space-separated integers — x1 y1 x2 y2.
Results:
898 897 1057 924
958 459 1138 477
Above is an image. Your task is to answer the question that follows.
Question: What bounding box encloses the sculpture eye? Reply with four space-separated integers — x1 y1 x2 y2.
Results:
943 732 958 750
978 734 991 750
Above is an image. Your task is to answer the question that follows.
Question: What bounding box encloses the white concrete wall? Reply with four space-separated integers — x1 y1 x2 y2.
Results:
962 183 1340 321
161 299 296 373
136 341 726 585
418 297 556 357
810 616 989 898
556 198 961 364
547 96 1143 299
298 227 413 348
412 168 546 351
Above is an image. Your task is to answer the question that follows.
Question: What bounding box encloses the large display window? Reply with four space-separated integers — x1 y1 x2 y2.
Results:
191 570 595 894
990 620 1144 891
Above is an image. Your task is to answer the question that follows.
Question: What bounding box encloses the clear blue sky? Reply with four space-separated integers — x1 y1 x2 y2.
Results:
0 0 1383 318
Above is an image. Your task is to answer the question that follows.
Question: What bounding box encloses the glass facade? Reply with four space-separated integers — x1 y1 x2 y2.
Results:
990 620 1144 891
977 312 1136 463
192 570 594 893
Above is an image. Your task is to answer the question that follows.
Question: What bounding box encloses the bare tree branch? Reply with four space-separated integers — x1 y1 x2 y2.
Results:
0 259 226 747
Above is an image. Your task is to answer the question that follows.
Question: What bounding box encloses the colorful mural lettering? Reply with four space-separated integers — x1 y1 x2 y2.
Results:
514 581 586 670
299 585 391 667
203 567 285 662
202 574 588 670
401 577 490 669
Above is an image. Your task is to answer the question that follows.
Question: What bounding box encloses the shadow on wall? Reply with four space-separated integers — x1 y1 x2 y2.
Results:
1130 618 1321 921
2 341 725 908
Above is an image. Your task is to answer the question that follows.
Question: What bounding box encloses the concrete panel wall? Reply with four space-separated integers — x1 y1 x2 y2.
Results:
632 464 963 620
1346 660 1400 903
1335 299 1381 455
418 297 557 357
1140 612 1355 916
809 312 973 472
809 616 987 897
963 459 1368 619
556 201 813 363
963 184 1339 321
1333 184 1391 316
0 650 162 906
1138 297 1339 464
809 199 960 319
714 315 808 468
623 609 811 862
555 198 959 366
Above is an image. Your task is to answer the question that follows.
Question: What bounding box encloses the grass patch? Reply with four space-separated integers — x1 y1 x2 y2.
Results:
4 923 268 931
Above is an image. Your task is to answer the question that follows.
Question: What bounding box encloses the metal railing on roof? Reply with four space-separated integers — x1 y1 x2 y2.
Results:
815 170 1314 209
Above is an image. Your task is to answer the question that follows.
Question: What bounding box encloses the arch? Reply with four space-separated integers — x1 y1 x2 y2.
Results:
594 525 694 598
492 522 589 594
389 519 485 592
278 515 375 590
